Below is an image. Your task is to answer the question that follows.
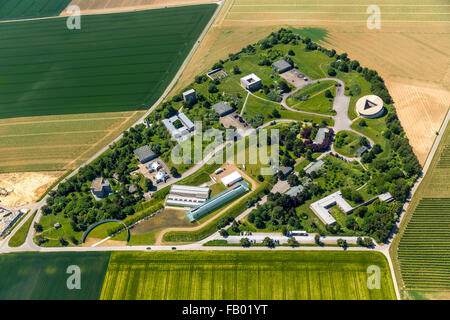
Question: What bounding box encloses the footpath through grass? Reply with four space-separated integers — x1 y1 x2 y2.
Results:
100 251 396 300
0 252 110 299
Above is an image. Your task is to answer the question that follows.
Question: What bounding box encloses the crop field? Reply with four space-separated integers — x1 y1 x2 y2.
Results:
100 251 396 300
397 198 450 290
0 4 216 173
0 252 110 299
0 0 71 21
392 124 450 299
171 0 450 164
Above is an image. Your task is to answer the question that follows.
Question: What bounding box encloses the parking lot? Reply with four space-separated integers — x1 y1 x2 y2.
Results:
219 112 253 137
280 68 314 89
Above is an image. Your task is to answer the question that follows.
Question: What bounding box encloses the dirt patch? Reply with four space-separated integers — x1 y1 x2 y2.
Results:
0 171 63 207
61 0 217 16
130 207 192 234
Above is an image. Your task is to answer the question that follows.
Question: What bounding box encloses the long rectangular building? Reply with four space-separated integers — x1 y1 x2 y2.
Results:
185 181 250 222
165 185 210 208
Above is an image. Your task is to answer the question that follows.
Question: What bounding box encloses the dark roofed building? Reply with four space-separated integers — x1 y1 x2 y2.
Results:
134 145 156 164
272 59 292 73
91 177 112 200
356 146 369 157
212 101 234 117
278 166 293 178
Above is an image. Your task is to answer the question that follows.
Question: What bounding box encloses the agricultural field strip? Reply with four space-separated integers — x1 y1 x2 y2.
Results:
397 199 450 289
100 251 396 300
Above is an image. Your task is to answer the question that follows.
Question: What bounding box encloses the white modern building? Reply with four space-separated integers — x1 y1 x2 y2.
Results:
240 73 262 91
310 190 353 226
162 112 195 141
165 185 210 208
356 95 384 118
147 161 161 172
155 171 168 183
221 171 243 187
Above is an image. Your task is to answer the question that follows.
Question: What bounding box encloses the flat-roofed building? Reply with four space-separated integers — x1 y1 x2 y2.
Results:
182 89 196 102
221 171 243 187
314 128 330 145
286 185 304 198
310 190 353 225
272 59 292 73
185 181 250 222
163 113 195 140
356 146 369 157
212 101 234 117
91 177 112 200
133 145 156 164
240 73 262 91
379 192 394 203
305 160 325 174
178 113 195 131
166 185 210 208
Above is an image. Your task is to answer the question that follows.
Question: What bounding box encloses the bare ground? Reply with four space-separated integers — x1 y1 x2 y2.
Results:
0 171 63 207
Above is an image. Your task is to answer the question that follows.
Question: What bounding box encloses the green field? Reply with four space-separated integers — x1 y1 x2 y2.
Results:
392 123 450 299
0 252 110 299
0 4 216 119
397 198 450 290
100 251 396 300
0 0 70 21
334 130 363 157
8 211 35 247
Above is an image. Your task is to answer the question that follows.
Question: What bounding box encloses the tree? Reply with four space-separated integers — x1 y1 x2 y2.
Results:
314 234 321 245
208 82 218 93
263 237 275 248
257 175 265 182
287 237 299 247
288 49 295 56
240 237 251 247
364 237 373 248
271 108 281 118
337 238 347 248
306 150 314 161
34 222 43 233
59 237 68 246
287 174 300 187
170 167 179 177
233 65 241 74
219 229 228 237
231 220 240 233
324 89 333 98
144 178 153 192
359 119 367 127
278 80 291 93
327 67 336 77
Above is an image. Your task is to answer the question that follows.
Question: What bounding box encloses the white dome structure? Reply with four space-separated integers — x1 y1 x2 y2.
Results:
356 95 384 119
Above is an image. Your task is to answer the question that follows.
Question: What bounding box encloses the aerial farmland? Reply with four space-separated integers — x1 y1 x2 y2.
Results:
0 0 448 306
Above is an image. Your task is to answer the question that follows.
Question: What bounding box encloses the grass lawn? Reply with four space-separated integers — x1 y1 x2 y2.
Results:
8 211 36 247
209 182 227 196
334 130 363 157
85 221 123 240
244 94 333 126
0 252 110 299
100 251 396 300
286 80 336 107
290 90 335 115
